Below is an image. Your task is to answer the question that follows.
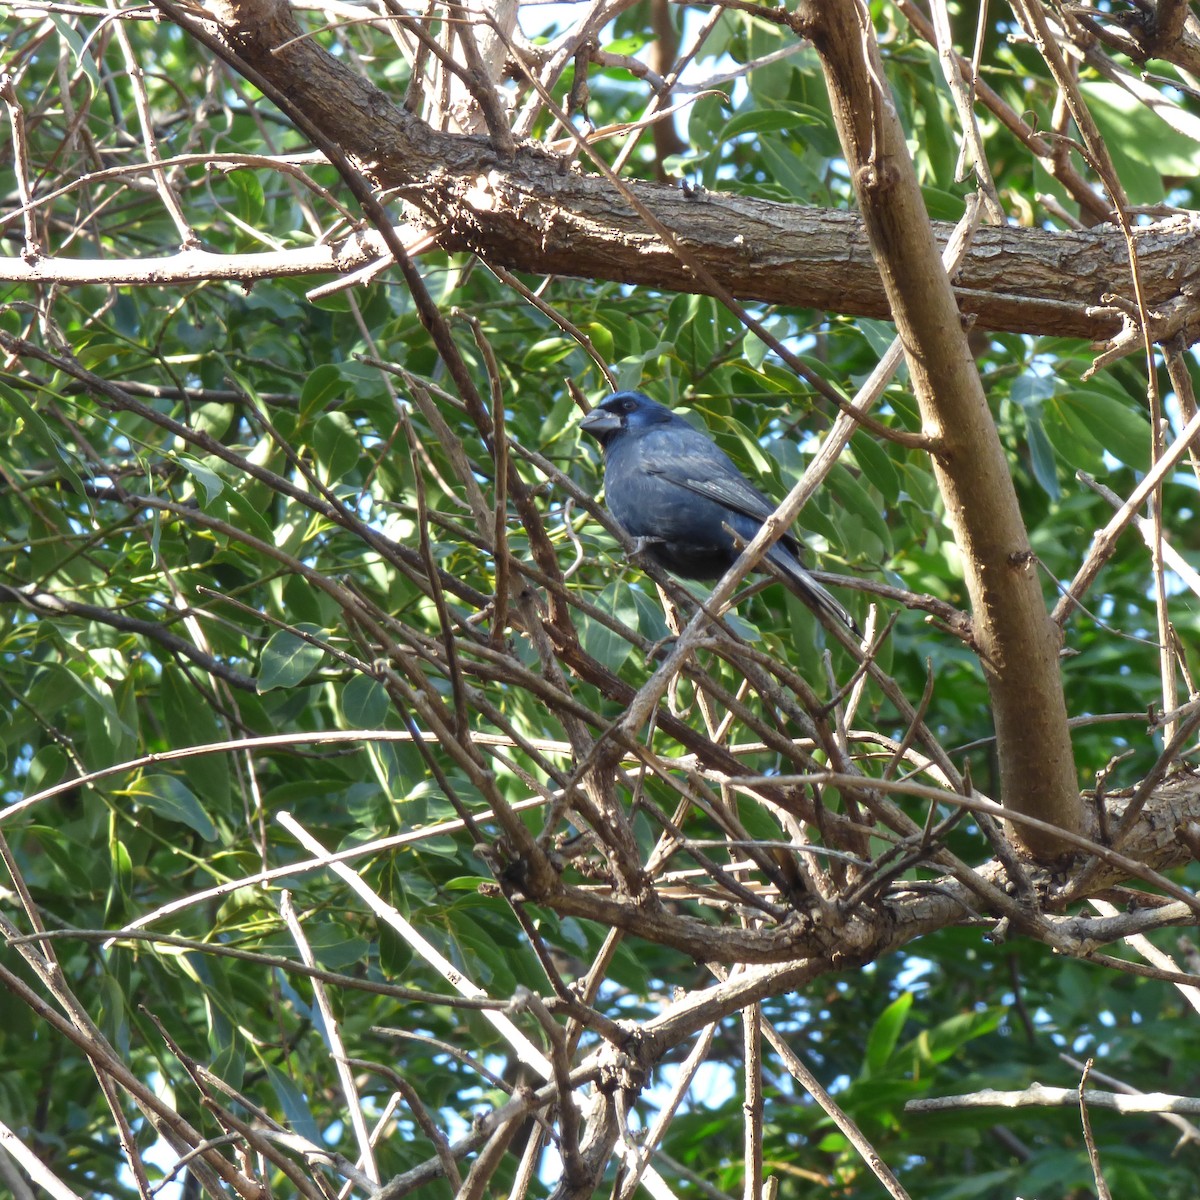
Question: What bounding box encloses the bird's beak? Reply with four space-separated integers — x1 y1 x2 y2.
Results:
579 409 622 436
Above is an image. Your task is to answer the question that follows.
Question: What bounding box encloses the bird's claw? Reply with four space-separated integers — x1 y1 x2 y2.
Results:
630 535 666 559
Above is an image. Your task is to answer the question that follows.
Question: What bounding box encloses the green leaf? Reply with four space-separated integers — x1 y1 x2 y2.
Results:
758 137 822 200
1083 81 1200 194
25 825 93 892
193 402 233 441
908 1005 1005 1067
125 774 218 840
0 381 56 456
342 673 390 727
212 487 277 547
24 744 69 798
266 1064 321 1144
580 579 640 671
523 336 577 371
1057 388 1151 470
628 585 671 644
378 923 414 976
47 12 98 82
299 364 344 423
744 317 789 370
105 835 133 922
74 341 135 370
863 991 913 1075
97 968 129 1053
177 456 225 504
1026 413 1061 499
228 167 264 228
161 664 231 813
1011 371 1056 408
584 322 614 365
920 186 967 222
1042 394 1105 474
0 381 88 503
601 33 649 56
257 626 326 691
826 462 893 557
313 411 361 483
720 107 821 141
851 430 900 505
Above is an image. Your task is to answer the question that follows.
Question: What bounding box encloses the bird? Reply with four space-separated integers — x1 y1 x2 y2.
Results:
579 391 857 632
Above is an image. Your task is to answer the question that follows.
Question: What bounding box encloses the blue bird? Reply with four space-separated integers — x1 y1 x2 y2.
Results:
580 391 856 631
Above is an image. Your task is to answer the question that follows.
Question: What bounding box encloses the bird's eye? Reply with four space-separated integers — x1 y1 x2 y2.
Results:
617 398 635 413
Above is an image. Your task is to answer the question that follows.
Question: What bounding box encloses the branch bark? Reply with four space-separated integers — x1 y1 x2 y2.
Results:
8 206 1200 346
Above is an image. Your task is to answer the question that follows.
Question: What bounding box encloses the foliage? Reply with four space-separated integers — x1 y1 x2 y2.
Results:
1 0 1200 1197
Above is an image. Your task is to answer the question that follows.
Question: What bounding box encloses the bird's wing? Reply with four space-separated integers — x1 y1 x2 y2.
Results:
638 430 859 632
642 441 781 526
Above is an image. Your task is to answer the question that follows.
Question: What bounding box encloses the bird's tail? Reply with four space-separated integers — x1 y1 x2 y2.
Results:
776 555 859 635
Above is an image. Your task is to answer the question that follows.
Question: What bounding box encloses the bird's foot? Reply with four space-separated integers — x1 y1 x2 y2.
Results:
629 535 666 560
644 633 677 664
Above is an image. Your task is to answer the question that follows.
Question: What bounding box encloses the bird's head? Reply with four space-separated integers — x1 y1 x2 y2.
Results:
579 391 677 447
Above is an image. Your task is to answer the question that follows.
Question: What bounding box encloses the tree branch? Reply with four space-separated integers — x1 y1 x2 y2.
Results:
797 0 1080 857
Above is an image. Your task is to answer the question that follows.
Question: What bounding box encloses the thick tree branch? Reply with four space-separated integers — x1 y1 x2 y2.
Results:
82 0 1193 349
798 0 1080 857
9 212 1200 347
